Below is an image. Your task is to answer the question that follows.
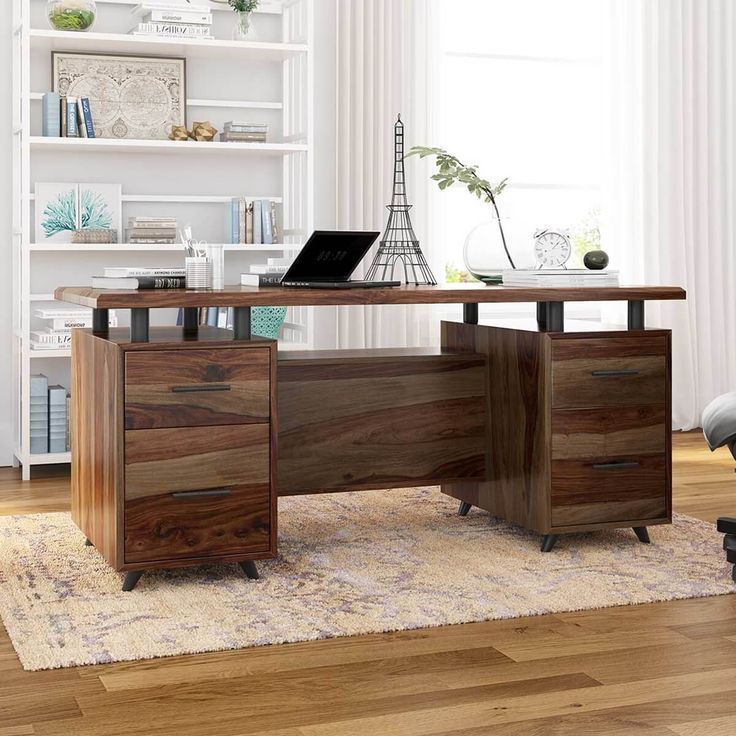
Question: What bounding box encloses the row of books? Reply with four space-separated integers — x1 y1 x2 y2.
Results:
221 122 269 143
231 199 278 244
128 216 178 244
131 2 213 38
240 258 290 286
30 305 117 351
42 93 95 138
30 374 70 454
501 269 620 287
176 307 236 330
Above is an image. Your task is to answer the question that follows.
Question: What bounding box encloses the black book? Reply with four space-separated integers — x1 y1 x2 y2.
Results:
92 276 186 290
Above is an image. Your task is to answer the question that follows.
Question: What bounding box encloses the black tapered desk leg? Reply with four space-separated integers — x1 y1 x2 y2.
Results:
458 501 472 516
541 534 558 553
239 560 259 580
463 303 478 325
537 302 564 332
633 526 650 544
122 571 144 592
92 308 109 334
233 307 251 340
84 537 93 546
130 308 149 342
628 300 645 329
536 302 547 330
183 307 199 334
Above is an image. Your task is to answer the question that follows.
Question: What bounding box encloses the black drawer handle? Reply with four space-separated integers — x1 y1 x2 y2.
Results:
171 384 231 393
171 488 232 499
591 370 640 377
592 462 641 471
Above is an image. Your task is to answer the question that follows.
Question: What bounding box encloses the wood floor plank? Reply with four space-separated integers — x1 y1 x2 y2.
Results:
667 715 736 735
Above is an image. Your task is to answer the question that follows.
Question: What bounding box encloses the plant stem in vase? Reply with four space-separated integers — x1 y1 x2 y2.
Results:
228 0 259 40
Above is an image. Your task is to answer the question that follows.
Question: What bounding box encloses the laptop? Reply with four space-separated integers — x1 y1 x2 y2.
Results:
280 230 401 289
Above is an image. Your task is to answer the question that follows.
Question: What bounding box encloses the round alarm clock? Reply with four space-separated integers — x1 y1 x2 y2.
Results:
533 229 572 269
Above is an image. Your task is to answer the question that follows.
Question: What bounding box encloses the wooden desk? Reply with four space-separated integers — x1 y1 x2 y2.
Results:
55 284 686 589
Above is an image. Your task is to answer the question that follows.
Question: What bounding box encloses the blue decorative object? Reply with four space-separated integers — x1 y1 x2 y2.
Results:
252 306 287 339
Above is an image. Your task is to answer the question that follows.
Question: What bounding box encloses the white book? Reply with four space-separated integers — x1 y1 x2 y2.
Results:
143 9 212 23
134 1 211 12
250 264 287 274
267 257 291 267
504 269 619 277
34 306 90 320
30 330 72 344
30 341 68 351
240 274 261 287
103 267 186 278
47 316 92 330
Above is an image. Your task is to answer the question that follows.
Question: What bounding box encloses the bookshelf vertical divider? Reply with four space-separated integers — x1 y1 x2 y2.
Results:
12 0 314 478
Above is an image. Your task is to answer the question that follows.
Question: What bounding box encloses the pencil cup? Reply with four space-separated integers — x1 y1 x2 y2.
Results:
206 244 225 290
185 257 213 289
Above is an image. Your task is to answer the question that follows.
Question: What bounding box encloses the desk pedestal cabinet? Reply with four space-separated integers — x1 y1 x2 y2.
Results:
441 322 672 551
71 328 277 591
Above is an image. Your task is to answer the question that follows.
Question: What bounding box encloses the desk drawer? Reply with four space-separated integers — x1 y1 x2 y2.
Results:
124 424 271 563
552 337 667 410
552 406 667 460
125 347 270 429
551 454 667 527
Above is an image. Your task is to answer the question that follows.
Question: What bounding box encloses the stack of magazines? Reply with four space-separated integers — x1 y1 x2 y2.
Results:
131 2 213 39
127 217 177 244
501 269 620 287
220 121 269 143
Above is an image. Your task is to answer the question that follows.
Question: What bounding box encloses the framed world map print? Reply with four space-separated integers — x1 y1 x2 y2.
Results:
52 52 186 140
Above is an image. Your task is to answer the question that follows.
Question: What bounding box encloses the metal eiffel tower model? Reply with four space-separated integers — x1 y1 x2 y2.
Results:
365 115 437 285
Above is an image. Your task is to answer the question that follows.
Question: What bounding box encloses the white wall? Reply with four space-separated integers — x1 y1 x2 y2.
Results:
0 22 13 466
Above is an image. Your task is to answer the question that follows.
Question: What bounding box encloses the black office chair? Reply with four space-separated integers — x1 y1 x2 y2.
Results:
702 392 736 582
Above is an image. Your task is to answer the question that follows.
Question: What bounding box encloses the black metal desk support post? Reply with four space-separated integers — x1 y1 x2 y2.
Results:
183 307 199 333
92 308 109 334
130 308 149 342
537 302 564 332
628 300 645 329
233 307 252 340
463 303 478 324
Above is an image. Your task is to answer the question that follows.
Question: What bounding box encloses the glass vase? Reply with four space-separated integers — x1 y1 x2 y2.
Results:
233 10 255 41
463 217 526 284
47 0 96 32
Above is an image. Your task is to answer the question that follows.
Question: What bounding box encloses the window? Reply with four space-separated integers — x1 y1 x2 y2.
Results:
434 0 606 280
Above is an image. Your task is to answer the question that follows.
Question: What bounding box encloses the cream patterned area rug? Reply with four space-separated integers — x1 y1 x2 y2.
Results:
0 487 733 670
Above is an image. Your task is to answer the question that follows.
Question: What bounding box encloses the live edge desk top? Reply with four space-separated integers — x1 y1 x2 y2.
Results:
55 283 686 309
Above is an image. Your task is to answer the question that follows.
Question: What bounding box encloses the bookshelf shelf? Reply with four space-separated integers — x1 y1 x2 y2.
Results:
29 29 307 61
13 0 314 478
29 137 307 155
28 243 304 252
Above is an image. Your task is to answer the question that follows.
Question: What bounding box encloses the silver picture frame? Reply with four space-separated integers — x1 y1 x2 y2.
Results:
52 51 186 140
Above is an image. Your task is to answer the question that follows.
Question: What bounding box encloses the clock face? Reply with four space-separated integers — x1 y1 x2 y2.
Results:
534 230 571 268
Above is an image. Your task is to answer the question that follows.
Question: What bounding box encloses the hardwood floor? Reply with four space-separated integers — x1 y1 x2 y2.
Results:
1 431 735 735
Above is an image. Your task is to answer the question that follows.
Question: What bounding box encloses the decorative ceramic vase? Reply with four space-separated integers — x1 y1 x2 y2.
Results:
47 0 96 31
463 218 521 284
233 10 255 40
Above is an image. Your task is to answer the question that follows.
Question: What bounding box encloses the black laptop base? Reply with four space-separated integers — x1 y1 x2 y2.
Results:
282 280 401 289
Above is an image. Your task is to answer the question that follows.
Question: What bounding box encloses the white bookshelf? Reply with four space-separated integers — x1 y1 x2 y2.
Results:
12 0 314 478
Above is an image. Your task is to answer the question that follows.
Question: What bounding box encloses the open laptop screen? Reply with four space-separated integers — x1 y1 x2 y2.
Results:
282 231 380 282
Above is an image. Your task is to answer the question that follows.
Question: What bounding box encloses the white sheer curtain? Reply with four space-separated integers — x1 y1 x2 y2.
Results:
333 0 440 348
604 0 736 429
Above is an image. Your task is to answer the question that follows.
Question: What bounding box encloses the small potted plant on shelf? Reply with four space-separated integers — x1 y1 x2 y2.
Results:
203 0 260 40
47 0 96 31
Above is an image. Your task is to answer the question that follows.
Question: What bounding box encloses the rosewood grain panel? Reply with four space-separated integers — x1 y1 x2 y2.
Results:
552 497 668 527
551 335 669 360
552 406 667 460
54 284 687 310
552 356 666 409
441 322 551 533
278 352 487 494
552 454 666 502
124 424 269 500
124 483 270 563
71 330 124 568
125 348 270 429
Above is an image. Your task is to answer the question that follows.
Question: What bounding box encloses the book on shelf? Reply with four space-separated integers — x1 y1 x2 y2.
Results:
103 267 185 278
240 272 284 287
33 306 90 320
92 275 186 290
65 97 78 137
48 385 68 453
30 374 49 455
261 201 273 244
142 9 212 23
224 121 268 131
253 200 263 244
133 1 212 12
127 228 178 237
220 133 268 143
267 256 291 267
30 330 72 346
47 317 92 330
132 22 213 38
501 269 620 287
42 93 61 137
77 97 95 139
246 202 255 243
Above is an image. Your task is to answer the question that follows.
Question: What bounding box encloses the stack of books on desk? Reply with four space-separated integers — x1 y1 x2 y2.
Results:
240 257 290 286
127 217 177 244
92 266 186 290
131 2 213 38
220 122 269 143
501 269 620 287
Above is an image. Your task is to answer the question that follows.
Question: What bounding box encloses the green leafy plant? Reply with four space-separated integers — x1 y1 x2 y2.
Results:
407 146 515 269
48 7 95 31
227 0 260 12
